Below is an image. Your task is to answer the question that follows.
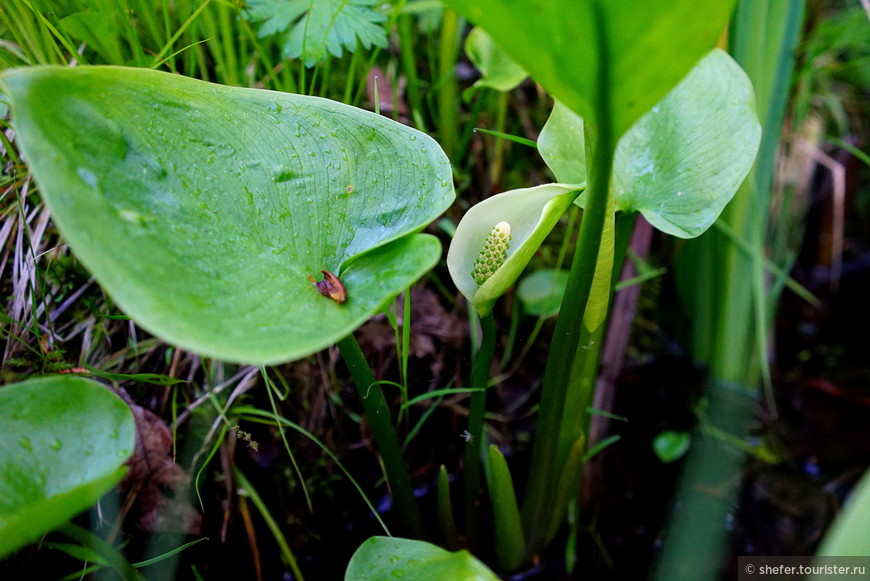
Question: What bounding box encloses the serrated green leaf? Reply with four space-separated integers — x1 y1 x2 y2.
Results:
247 0 388 67
1 66 454 364
0 377 136 559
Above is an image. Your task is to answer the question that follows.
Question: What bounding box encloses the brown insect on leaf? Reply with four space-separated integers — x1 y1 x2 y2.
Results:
307 269 347 303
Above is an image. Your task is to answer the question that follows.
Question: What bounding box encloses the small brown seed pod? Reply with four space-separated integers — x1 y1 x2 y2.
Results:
307 270 346 303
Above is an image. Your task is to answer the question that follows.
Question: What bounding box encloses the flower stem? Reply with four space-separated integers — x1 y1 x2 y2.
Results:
463 313 496 546
520 5 615 555
337 333 426 539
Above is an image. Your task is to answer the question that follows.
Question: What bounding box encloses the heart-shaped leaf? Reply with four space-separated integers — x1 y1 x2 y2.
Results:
464 27 528 96
446 184 581 316
538 100 586 184
345 536 499 581
612 49 761 237
539 50 761 238
517 269 570 317
0 377 135 559
1 66 454 364
443 0 738 138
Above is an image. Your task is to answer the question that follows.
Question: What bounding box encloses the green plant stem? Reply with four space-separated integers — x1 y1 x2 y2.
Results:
437 8 461 158
559 211 636 463
463 313 496 546
520 7 614 555
337 333 426 539
521 154 613 554
59 522 144 581
398 13 426 131
490 90 510 188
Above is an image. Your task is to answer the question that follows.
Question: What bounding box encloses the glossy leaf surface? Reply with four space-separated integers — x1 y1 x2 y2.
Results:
538 100 586 184
345 536 499 581
443 0 738 138
0 377 135 558
539 50 761 238
1 66 454 364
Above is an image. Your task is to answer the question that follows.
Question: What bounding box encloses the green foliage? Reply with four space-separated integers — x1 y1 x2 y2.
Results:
246 0 388 67
652 430 692 463
659 2 808 574
538 101 586 184
539 50 762 238
445 0 756 568
0 376 135 559
1 2 847 579
794 4 870 133
812 468 870 560
1 65 454 364
443 0 738 138
486 445 525 571
463 27 527 95
612 49 760 237
345 537 499 581
517 269 570 317
450 49 761 318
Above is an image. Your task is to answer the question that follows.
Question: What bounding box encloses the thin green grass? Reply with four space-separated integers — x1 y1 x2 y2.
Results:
236 405 392 537
233 468 305 581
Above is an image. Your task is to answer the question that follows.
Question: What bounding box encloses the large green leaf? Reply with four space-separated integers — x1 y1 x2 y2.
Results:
0 377 135 559
345 536 499 581
612 49 760 237
1 66 454 364
539 50 761 238
443 0 738 138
